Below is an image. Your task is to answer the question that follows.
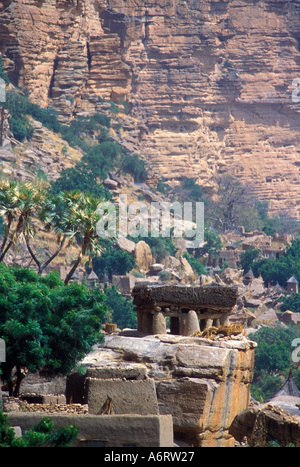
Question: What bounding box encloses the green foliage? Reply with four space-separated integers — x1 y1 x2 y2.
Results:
90 247 136 281
8 117 26 142
158 269 170 281
251 239 300 286
5 91 34 142
249 326 300 402
181 178 203 201
85 141 121 179
156 179 171 195
240 247 260 273
194 227 222 259
0 265 106 395
0 412 78 447
250 370 282 403
183 252 206 276
120 153 148 182
281 293 300 313
49 163 112 199
104 284 137 330
70 113 111 133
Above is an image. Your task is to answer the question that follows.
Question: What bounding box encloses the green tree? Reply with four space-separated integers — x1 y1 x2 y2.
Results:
252 239 300 286
104 284 137 330
58 191 107 285
0 180 47 262
0 56 9 84
0 265 106 396
240 247 260 273
194 227 222 260
91 247 136 282
249 326 300 401
181 178 203 201
0 412 78 447
49 163 111 200
183 252 206 276
119 153 148 182
281 293 300 313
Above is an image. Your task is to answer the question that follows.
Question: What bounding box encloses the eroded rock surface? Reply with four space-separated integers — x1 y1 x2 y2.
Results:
2 0 300 216
78 332 256 447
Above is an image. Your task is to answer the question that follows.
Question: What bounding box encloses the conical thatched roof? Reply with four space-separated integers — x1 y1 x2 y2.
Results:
274 371 300 398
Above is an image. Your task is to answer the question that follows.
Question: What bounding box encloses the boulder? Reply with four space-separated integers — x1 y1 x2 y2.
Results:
230 404 300 447
135 240 153 272
164 256 181 270
149 263 165 273
116 235 136 254
179 255 194 277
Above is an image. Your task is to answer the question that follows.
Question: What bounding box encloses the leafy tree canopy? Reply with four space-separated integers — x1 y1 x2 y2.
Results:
104 284 137 330
0 412 78 447
0 265 106 396
249 325 300 402
250 239 300 286
89 247 136 282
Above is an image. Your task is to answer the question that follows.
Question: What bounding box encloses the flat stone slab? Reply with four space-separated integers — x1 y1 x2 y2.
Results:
132 283 238 311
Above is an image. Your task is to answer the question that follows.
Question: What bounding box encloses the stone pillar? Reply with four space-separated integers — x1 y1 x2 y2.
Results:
183 310 200 336
179 314 186 335
220 313 230 326
137 308 143 332
200 318 213 331
213 318 220 328
152 312 167 335
142 311 153 334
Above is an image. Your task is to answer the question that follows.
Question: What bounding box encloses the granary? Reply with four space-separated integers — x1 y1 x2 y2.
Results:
286 276 298 295
243 268 254 286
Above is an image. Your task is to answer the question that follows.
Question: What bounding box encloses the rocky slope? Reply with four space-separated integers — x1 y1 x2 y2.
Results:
1 0 300 217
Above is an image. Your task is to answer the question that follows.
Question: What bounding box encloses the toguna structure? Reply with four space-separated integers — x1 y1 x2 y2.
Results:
132 283 238 336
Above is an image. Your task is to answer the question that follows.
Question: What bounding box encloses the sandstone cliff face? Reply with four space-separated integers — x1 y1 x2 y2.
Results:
1 0 300 217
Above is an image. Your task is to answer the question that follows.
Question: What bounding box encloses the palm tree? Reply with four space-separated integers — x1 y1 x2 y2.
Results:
0 180 47 262
0 180 19 260
25 191 70 275
62 191 107 285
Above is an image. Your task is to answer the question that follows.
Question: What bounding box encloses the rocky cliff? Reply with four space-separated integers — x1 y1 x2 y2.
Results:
1 0 300 217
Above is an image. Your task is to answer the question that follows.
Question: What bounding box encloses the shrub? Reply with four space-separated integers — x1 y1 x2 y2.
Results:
183 252 206 276
103 284 137 330
9 117 27 142
120 153 148 182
